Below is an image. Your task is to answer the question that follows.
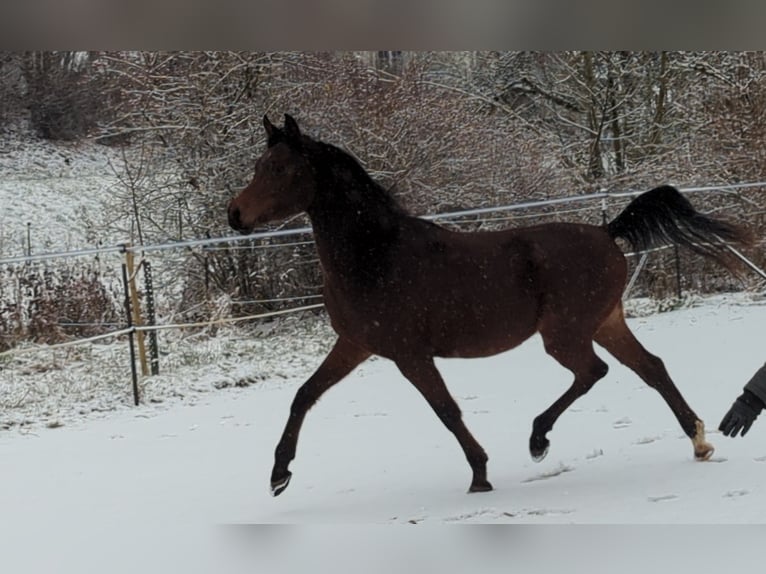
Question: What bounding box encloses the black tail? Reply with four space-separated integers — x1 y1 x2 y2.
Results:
607 185 753 270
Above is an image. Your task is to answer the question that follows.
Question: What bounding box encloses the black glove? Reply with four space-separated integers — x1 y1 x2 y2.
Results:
719 390 765 437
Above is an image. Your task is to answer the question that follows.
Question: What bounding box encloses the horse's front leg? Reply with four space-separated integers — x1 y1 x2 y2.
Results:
271 337 370 496
396 356 492 493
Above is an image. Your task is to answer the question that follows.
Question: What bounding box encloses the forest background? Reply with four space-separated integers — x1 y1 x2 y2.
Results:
1 51 765 351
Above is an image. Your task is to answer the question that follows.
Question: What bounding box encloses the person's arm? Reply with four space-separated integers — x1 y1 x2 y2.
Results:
719 363 766 437
744 363 766 405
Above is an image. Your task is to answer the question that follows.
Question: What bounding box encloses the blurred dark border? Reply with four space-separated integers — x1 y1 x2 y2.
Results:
7 522 766 573
2 1 766 49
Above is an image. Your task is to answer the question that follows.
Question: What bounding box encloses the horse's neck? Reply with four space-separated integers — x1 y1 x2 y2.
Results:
308 186 403 286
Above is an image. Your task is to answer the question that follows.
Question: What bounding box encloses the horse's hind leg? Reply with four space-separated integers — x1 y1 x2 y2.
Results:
396 357 492 493
270 337 371 496
530 326 610 461
594 304 714 461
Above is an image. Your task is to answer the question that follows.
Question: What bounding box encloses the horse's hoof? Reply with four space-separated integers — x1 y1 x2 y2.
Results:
468 480 493 493
692 420 714 461
531 446 549 462
530 437 550 462
694 443 715 461
271 471 292 496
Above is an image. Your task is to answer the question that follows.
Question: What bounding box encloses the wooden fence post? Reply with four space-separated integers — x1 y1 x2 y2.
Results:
125 249 150 377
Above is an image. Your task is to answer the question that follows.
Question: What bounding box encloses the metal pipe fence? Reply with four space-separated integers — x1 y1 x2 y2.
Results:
2 180 765 266
1 182 765 406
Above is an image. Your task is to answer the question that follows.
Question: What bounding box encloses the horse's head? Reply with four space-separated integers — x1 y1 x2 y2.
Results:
228 114 316 234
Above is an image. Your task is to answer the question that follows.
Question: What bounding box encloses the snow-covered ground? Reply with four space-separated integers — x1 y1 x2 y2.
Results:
0 126 129 256
2 293 766 572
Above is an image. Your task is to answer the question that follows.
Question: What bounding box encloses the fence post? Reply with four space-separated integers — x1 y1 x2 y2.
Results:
674 244 682 300
624 252 649 300
723 244 766 281
120 247 140 406
142 259 160 375
125 249 150 377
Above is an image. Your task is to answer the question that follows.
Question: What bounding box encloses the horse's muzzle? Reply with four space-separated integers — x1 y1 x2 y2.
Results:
227 203 251 234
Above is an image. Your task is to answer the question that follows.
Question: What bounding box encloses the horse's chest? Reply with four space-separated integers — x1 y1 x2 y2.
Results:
322 281 425 355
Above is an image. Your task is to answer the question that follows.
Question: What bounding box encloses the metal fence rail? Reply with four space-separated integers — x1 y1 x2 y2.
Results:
2 180 764 266
2 181 765 406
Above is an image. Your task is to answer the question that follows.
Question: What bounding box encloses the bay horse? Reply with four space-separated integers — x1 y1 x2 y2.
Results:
228 114 752 496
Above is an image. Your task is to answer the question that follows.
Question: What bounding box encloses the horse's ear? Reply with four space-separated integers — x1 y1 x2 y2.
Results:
284 114 301 141
263 115 277 139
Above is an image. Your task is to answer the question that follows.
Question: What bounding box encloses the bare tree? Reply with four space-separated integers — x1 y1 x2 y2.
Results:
95 51 766 312
22 51 117 140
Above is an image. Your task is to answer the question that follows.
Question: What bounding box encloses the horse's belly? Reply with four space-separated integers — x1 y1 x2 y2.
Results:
430 312 538 358
322 274 540 361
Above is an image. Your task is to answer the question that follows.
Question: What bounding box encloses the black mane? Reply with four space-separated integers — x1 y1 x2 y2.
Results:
303 136 407 217
299 135 410 288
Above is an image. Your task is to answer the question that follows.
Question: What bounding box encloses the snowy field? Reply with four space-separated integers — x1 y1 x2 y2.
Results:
2 293 766 572
0 127 129 256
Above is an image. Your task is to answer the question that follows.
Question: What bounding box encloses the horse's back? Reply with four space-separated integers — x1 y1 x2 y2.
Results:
419 220 626 290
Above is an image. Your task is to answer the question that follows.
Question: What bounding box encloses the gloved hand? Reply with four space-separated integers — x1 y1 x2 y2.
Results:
719 390 765 437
